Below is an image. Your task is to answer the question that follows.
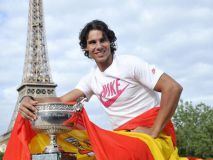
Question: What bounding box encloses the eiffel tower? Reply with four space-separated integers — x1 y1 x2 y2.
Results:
0 0 57 146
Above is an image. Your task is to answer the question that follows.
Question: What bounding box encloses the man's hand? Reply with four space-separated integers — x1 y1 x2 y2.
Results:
19 96 38 121
131 126 159 138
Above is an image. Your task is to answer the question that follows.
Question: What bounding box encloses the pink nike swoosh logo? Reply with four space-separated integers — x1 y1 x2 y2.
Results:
100 84 129 108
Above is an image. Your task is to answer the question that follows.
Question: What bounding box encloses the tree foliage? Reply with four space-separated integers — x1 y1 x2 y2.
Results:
173 100 213 158
0 152 3 160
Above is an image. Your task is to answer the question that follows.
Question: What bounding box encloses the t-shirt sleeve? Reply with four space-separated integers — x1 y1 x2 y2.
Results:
75 73 93 100
132 57 164 90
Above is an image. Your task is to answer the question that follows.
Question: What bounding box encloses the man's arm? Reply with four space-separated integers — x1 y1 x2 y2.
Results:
132 73 182 138
151 73 183 138
19 89 85 120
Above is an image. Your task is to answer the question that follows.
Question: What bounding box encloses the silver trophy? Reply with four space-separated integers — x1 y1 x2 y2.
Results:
31 97 87 155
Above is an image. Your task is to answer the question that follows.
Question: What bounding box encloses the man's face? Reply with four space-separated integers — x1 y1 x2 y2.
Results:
85 30 112 69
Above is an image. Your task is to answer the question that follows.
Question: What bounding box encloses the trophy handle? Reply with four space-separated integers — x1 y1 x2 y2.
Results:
73 97 88 112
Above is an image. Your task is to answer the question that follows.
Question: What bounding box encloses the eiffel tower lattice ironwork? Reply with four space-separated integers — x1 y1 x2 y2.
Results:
7 0 57 132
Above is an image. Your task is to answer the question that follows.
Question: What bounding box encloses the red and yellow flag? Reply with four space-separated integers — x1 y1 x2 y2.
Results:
4 106 203 160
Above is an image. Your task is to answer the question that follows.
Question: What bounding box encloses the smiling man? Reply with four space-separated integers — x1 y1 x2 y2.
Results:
16 20 188 159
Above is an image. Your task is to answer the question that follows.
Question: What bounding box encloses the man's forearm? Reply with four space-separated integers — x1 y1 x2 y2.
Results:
34 96 63 103
151 82 182 137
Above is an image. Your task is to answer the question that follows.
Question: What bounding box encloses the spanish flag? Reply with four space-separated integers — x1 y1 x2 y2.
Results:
4 106 202 160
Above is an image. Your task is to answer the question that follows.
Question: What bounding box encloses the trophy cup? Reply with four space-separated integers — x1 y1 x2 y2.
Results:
31 98 87 160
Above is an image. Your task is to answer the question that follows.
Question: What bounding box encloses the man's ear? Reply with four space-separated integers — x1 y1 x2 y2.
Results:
84 45 89 51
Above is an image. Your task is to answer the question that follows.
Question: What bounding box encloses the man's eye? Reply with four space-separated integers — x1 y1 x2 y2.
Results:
100 38 107 43
88 41 96 44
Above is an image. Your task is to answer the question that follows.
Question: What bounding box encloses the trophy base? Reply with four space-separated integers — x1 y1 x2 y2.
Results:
31 152 76 160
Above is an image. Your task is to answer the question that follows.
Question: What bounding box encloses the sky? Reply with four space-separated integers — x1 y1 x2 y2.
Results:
0 0 212 135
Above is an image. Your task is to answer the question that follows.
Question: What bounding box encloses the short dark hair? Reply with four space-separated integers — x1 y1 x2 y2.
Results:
79 20 117 58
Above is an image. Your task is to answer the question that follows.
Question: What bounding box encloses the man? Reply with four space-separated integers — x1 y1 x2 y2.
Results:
19 20 183 159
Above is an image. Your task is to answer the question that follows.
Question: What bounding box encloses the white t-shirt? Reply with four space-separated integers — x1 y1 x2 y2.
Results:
76 54 164 129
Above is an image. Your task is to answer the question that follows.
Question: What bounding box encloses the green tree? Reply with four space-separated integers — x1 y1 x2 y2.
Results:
0 152 3 160
173 100 213 158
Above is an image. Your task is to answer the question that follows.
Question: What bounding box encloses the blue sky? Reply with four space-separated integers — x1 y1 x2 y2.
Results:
0 0 213 135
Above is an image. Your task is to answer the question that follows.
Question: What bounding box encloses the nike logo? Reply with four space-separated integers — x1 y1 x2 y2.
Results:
99 78 129 108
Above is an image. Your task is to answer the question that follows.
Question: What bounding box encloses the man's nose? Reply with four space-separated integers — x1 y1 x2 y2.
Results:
96 42 102 49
